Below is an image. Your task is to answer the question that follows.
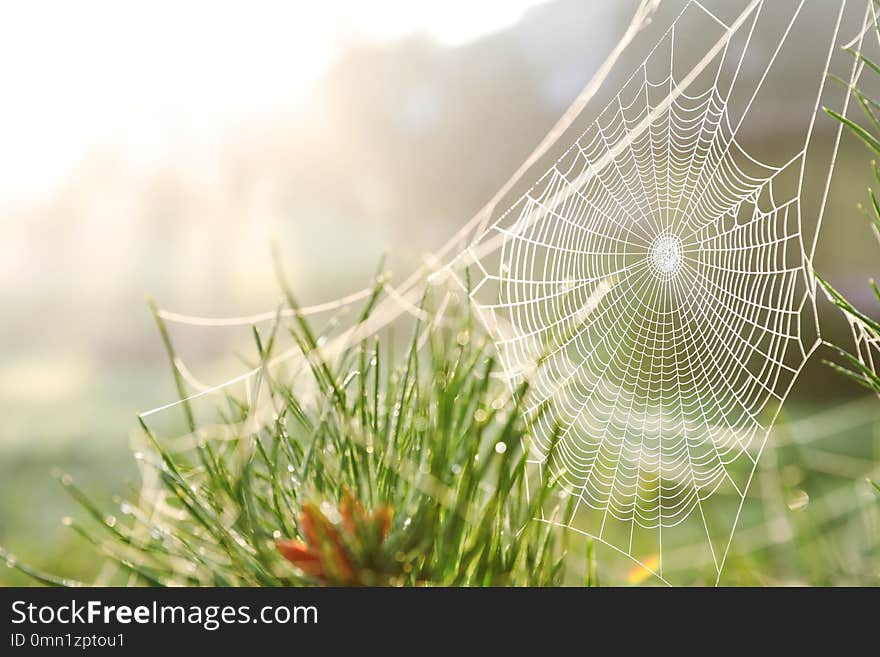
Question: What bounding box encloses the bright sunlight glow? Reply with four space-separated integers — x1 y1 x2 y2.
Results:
0 0 547 205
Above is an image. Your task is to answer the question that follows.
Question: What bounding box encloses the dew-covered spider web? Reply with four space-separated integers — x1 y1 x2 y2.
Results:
451 0 869 583
134 0 876 586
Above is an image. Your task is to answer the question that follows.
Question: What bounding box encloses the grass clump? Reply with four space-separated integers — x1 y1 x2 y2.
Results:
823 28 880 500
822 31 880 396
5 268 578 587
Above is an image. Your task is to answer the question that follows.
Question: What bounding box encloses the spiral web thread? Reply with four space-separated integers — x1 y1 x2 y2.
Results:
458 0 861 583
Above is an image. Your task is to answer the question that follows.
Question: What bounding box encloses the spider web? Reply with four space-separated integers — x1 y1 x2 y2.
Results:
134 0 872 585
455 0 864 584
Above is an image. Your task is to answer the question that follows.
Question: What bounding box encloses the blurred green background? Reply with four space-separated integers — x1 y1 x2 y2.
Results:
1 0 878 585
